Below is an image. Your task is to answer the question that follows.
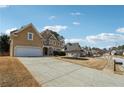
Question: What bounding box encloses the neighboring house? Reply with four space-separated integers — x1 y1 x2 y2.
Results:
115 49 124 55
10 23 64 57
80 47 103 57
123 51 124 55
80 47 89 57
110 50 117 55
65 43 81 57
110 50 124 55
110 49 124 55
91 48 103 57
80 47 93 57
80 49 87 57
40 29 65 56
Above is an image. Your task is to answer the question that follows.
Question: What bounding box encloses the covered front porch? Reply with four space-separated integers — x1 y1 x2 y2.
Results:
43 46 54 56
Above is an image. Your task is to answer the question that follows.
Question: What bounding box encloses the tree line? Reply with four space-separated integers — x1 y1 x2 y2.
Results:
0 34 10 55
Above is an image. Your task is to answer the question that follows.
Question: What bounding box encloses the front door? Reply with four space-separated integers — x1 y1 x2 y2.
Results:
43 47 48 56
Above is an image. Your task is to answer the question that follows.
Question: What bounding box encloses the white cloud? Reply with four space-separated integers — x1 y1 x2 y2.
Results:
106 45 113 49
86 33 124 43
70 12 81 16
0 5 9 8
5 27 17 35
49 16 56 20
42 25 68 32
73 22 80 25
116 27 124 33
65 38 83 43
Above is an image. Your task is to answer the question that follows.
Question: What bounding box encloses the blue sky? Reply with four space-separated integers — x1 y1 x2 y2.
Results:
1 5 124 48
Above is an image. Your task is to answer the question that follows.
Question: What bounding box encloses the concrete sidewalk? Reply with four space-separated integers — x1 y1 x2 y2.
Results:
18 57 124 87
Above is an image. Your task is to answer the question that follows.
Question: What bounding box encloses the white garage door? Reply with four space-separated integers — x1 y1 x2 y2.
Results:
14 46 43 57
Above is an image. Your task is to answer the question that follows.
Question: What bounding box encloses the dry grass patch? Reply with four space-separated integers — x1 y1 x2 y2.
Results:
0 57 40 87
56 57 107 70
114 64 124 75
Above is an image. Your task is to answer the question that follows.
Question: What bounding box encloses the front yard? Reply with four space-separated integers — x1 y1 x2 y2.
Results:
0 57 40 87
56 57 107 70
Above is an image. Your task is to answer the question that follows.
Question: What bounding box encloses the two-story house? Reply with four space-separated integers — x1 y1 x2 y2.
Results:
40 29 65 56
10 23 64 57
65 43 81 57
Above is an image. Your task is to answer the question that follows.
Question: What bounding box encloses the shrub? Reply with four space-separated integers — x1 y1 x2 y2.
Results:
53 51 65 56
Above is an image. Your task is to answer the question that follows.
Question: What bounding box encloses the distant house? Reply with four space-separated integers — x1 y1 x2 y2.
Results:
80 47 103 57
116 50 124 55
110 50 117 55
80 49 87 57
110 49 124 55
123 52 124 55
65 43 81 57
80 47 89 57
91 48 103 57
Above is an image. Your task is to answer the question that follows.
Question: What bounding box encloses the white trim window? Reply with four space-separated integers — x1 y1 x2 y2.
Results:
27 32 33 40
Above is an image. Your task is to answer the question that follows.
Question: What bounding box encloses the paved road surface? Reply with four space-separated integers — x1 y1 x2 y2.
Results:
18 57 124 87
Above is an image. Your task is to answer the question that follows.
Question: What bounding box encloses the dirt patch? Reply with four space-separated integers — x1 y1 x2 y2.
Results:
0 57 40 87
55 57 107 70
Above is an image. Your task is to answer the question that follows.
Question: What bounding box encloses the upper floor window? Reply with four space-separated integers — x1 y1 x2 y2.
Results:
50 40 52 44
27 32 33 40
54 41 56 45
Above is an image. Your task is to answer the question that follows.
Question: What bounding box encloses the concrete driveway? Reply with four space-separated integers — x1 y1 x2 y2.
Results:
18 57 124 87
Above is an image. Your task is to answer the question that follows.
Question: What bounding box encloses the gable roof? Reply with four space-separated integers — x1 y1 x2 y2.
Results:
50 30 64 40
10 23 43 38
40 29 57 40
40 29 64 41
65 43 81 52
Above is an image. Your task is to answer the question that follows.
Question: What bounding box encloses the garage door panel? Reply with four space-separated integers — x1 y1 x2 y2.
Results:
15 46 43 57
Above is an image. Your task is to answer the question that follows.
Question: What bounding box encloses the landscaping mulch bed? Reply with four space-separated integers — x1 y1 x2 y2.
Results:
61 57 89 60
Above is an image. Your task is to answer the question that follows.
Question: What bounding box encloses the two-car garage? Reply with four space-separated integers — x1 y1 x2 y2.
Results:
14 46 43 57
